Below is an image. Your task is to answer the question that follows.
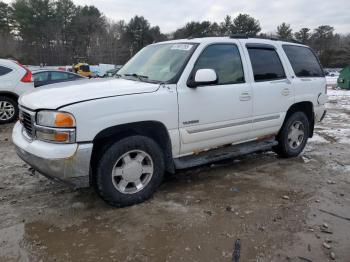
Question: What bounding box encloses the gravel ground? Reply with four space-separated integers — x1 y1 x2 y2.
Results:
0 89 349 262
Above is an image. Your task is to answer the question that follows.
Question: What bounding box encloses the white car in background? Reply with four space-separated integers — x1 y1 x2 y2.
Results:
0 59 34 124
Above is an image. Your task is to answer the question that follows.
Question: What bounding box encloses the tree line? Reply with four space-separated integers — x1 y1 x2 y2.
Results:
0 0 349 68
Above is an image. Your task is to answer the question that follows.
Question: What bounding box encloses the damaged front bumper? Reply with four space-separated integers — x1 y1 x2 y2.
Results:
12 122 92 188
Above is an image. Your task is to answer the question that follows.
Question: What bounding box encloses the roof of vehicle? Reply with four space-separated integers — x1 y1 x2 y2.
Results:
0 58 14 62
155 36 307 48
0 59 28 72
0 58 19 66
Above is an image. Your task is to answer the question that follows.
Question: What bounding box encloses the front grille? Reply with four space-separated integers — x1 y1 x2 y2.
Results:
20 110 34 138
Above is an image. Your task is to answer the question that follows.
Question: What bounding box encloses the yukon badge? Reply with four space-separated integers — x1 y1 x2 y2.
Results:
183 120 199 125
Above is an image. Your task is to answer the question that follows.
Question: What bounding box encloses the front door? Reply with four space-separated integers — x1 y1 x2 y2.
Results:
177 43 254 155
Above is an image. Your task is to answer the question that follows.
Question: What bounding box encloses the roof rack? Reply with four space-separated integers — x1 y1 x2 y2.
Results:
230 34 279 41
229 34 248 39
229 34 303 44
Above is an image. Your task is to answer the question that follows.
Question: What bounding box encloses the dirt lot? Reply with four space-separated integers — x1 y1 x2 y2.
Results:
0 89 349 262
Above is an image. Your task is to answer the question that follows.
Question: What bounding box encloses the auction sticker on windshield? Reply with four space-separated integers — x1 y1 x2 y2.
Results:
171 44 193 51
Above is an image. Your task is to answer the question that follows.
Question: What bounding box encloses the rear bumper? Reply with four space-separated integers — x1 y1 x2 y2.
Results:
12 122 92 188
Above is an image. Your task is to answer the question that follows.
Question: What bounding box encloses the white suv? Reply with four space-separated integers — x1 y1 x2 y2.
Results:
0 59 34 124
12 37 327 207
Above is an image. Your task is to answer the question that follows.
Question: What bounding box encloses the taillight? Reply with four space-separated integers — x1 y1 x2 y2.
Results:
13 61 33 83
21 68 33 83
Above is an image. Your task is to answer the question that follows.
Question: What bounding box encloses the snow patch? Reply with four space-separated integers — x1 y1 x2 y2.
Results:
309 133 328 144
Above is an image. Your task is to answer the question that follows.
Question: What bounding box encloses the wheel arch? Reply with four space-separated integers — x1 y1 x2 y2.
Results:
0 91 19 102
282 101 315 138
90 121 175 184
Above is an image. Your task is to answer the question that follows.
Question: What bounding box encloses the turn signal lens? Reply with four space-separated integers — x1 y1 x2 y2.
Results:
36 130 74 143
55 113 75 127
54 133 69 142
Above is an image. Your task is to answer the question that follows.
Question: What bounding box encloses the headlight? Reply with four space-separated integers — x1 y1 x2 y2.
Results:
35 111 76 143
37 111 75 127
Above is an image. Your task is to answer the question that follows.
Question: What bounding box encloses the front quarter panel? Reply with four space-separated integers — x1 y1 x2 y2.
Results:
62 85 180 156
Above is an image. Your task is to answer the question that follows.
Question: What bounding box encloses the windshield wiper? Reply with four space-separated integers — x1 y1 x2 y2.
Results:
123 73 149 82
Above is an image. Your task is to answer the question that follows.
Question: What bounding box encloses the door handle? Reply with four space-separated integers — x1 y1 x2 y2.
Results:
239 92 252 101
281 88 291 96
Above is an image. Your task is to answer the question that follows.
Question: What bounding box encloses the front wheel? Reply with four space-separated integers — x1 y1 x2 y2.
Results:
274 111 310 158
0 96 18 124
95 135 165 207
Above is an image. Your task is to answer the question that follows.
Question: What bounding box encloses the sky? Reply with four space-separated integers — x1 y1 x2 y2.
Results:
4 0 350 34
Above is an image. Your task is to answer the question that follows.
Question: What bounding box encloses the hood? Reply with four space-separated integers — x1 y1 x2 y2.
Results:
19 78 160 110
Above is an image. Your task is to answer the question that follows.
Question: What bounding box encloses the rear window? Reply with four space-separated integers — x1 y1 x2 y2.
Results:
69 73 82 79
0 66 13 76
282 45 324 77
247 47 286 82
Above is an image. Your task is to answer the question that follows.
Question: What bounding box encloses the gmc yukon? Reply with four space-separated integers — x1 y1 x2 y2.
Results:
12 37 327 206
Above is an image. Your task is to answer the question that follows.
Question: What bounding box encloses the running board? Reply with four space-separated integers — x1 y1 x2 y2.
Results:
174 139 278 170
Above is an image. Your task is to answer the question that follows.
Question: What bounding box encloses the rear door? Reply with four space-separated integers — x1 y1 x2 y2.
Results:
243 43 294 137
281 45 326 106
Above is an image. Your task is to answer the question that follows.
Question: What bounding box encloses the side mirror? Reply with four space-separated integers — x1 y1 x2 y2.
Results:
188 69 218 88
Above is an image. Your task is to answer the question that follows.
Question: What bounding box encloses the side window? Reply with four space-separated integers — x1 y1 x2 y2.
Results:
69 73 81 79
193 44 245 85
33 72 49 82
282 45 324 77
247 47 286 82
0 66 13 76
51 72 69 80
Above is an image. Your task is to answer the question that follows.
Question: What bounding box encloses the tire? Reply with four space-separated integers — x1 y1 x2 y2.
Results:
274 111 310 158
0 96 18 124
95 135 165 207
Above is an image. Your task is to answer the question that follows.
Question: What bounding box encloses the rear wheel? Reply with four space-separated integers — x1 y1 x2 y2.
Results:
95 135 165 207
0 96 18 124
274 111 310 158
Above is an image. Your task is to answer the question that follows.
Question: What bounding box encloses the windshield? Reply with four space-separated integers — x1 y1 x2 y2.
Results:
118 43 197 83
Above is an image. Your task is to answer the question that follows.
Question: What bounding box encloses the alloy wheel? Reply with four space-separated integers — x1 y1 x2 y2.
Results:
0 101 15 121
111 150 154 194
287 120 305 150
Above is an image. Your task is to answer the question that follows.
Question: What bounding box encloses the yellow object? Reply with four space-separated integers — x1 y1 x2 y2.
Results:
54 112 76 127
73 63 92 78
54 133 69 142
